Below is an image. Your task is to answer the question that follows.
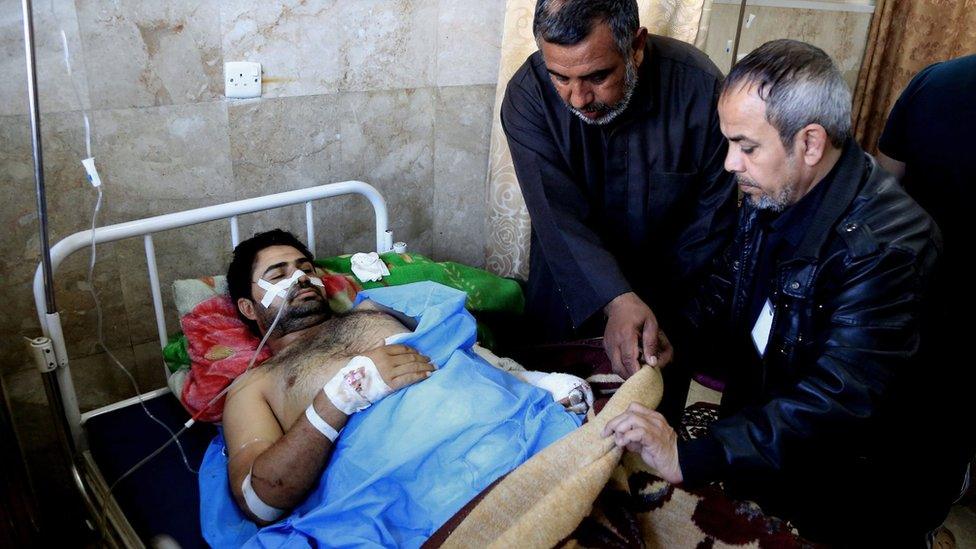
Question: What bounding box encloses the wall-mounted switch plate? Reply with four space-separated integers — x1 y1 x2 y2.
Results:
225 61 261 99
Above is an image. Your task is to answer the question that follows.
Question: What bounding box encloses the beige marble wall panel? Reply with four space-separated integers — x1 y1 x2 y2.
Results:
229 95 342 197
220 0 437 98
433 85 494 267
0 115 41 289
338 88 435 256
45 248 132 363
91 102 233 219
0 111 95 287
340 0 437 93
0 0 90 115
219 0 345 97
0 111 104 376
228 93 354 257
75 0 223 110
0 276 43 375
436 0 506 87
703 4 872 89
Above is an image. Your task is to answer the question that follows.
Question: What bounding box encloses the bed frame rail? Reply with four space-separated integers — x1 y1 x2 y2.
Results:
32 181 392 449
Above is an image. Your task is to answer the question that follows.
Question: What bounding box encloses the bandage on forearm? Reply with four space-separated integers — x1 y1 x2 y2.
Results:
242 467 285 522
322 355 393 415
305 403 341 442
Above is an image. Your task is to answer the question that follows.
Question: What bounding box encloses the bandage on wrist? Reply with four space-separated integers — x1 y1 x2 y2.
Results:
242 468 285 522
322 355 393 415
305 403 341 442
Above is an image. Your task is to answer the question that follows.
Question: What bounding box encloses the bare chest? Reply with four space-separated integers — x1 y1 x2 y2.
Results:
264 311 409 427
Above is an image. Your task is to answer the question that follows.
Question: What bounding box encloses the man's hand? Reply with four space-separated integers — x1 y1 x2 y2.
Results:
603 403 683 484
363 344 435 391
603 292 674 378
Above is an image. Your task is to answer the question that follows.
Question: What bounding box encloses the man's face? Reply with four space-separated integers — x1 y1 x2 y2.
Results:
718 85 803 212
540 23 643 125
247 245 330 336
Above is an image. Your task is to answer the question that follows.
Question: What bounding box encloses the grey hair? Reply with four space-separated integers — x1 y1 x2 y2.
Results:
723 39 852 148
533 0 639 56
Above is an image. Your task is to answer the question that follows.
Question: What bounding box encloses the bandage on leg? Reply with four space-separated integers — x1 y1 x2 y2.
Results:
242 468 285 522
305 404 341 442
322 356 393 415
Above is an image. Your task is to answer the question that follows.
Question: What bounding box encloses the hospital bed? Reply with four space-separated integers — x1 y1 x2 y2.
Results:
29 182 806 548
31 182 395 547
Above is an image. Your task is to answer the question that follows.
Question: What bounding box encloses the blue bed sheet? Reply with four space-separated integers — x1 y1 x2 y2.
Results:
199 281 581 548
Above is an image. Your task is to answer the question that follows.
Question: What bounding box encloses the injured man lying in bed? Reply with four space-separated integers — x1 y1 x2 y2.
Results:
198 229 591 547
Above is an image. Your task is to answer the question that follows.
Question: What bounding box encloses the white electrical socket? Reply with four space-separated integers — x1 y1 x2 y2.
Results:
225 61 261 99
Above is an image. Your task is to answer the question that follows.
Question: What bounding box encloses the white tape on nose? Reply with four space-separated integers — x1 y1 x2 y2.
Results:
256 270 324 308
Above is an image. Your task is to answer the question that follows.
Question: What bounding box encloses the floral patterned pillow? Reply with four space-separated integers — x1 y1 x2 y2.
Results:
171 273 360 422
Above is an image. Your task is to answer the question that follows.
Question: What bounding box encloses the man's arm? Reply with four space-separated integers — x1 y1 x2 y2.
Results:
500 79 632 328
224 371 348 524
669 205 742 384
608 240 938 485
877 62 937 183
670 82 739 289
620 80 738 371
224 345 435 523
502 78 663 377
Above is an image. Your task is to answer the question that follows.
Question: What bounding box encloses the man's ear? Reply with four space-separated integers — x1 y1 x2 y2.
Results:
238 298 258 321
798 123 829 167
632 27 648 67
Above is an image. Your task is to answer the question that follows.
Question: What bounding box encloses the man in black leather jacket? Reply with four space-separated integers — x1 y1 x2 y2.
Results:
604 40 963 545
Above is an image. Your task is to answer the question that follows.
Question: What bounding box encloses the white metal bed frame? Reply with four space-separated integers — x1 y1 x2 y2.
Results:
30 181 393 545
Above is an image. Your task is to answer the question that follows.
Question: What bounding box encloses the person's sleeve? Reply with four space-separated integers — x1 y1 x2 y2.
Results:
671 79 739 287
670 210 739 384
501 77 631 327
667 78 740 379
878 88 911 161
677 243 937 485
878 63 938 161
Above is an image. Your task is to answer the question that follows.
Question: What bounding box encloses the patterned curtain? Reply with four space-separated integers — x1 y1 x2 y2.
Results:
853 0 976 155
484 0 714 279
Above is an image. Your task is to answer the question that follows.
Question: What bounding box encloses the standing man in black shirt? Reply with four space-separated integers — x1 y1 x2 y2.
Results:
877 53 976 510
604 40 955 545
501 0 737 419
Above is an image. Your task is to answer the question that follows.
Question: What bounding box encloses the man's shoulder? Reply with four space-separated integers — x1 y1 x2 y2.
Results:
838 158 940 261
912 54 976 93
894 54 976 112
647 34 724 84
505 51 548 100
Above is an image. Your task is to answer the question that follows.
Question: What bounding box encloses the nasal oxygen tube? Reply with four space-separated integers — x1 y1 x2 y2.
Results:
93 263 299 533
41 6 306 535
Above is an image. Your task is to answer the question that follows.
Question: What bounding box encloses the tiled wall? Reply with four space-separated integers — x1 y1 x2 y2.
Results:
1 0 504 405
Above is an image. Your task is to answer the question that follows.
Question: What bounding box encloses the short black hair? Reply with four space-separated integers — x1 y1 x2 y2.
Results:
722 39 852 148
533 0 639 56
226 229 314 335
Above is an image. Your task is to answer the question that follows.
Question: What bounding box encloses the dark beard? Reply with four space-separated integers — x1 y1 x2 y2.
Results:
258 284 332 336
567 61 638 126
275 298 331 335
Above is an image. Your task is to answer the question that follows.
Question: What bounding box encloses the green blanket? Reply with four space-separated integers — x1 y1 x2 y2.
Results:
315 252 523 314
163 253 523 373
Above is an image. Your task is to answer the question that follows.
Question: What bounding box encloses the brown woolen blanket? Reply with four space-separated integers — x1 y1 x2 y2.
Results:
433 365 664 548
